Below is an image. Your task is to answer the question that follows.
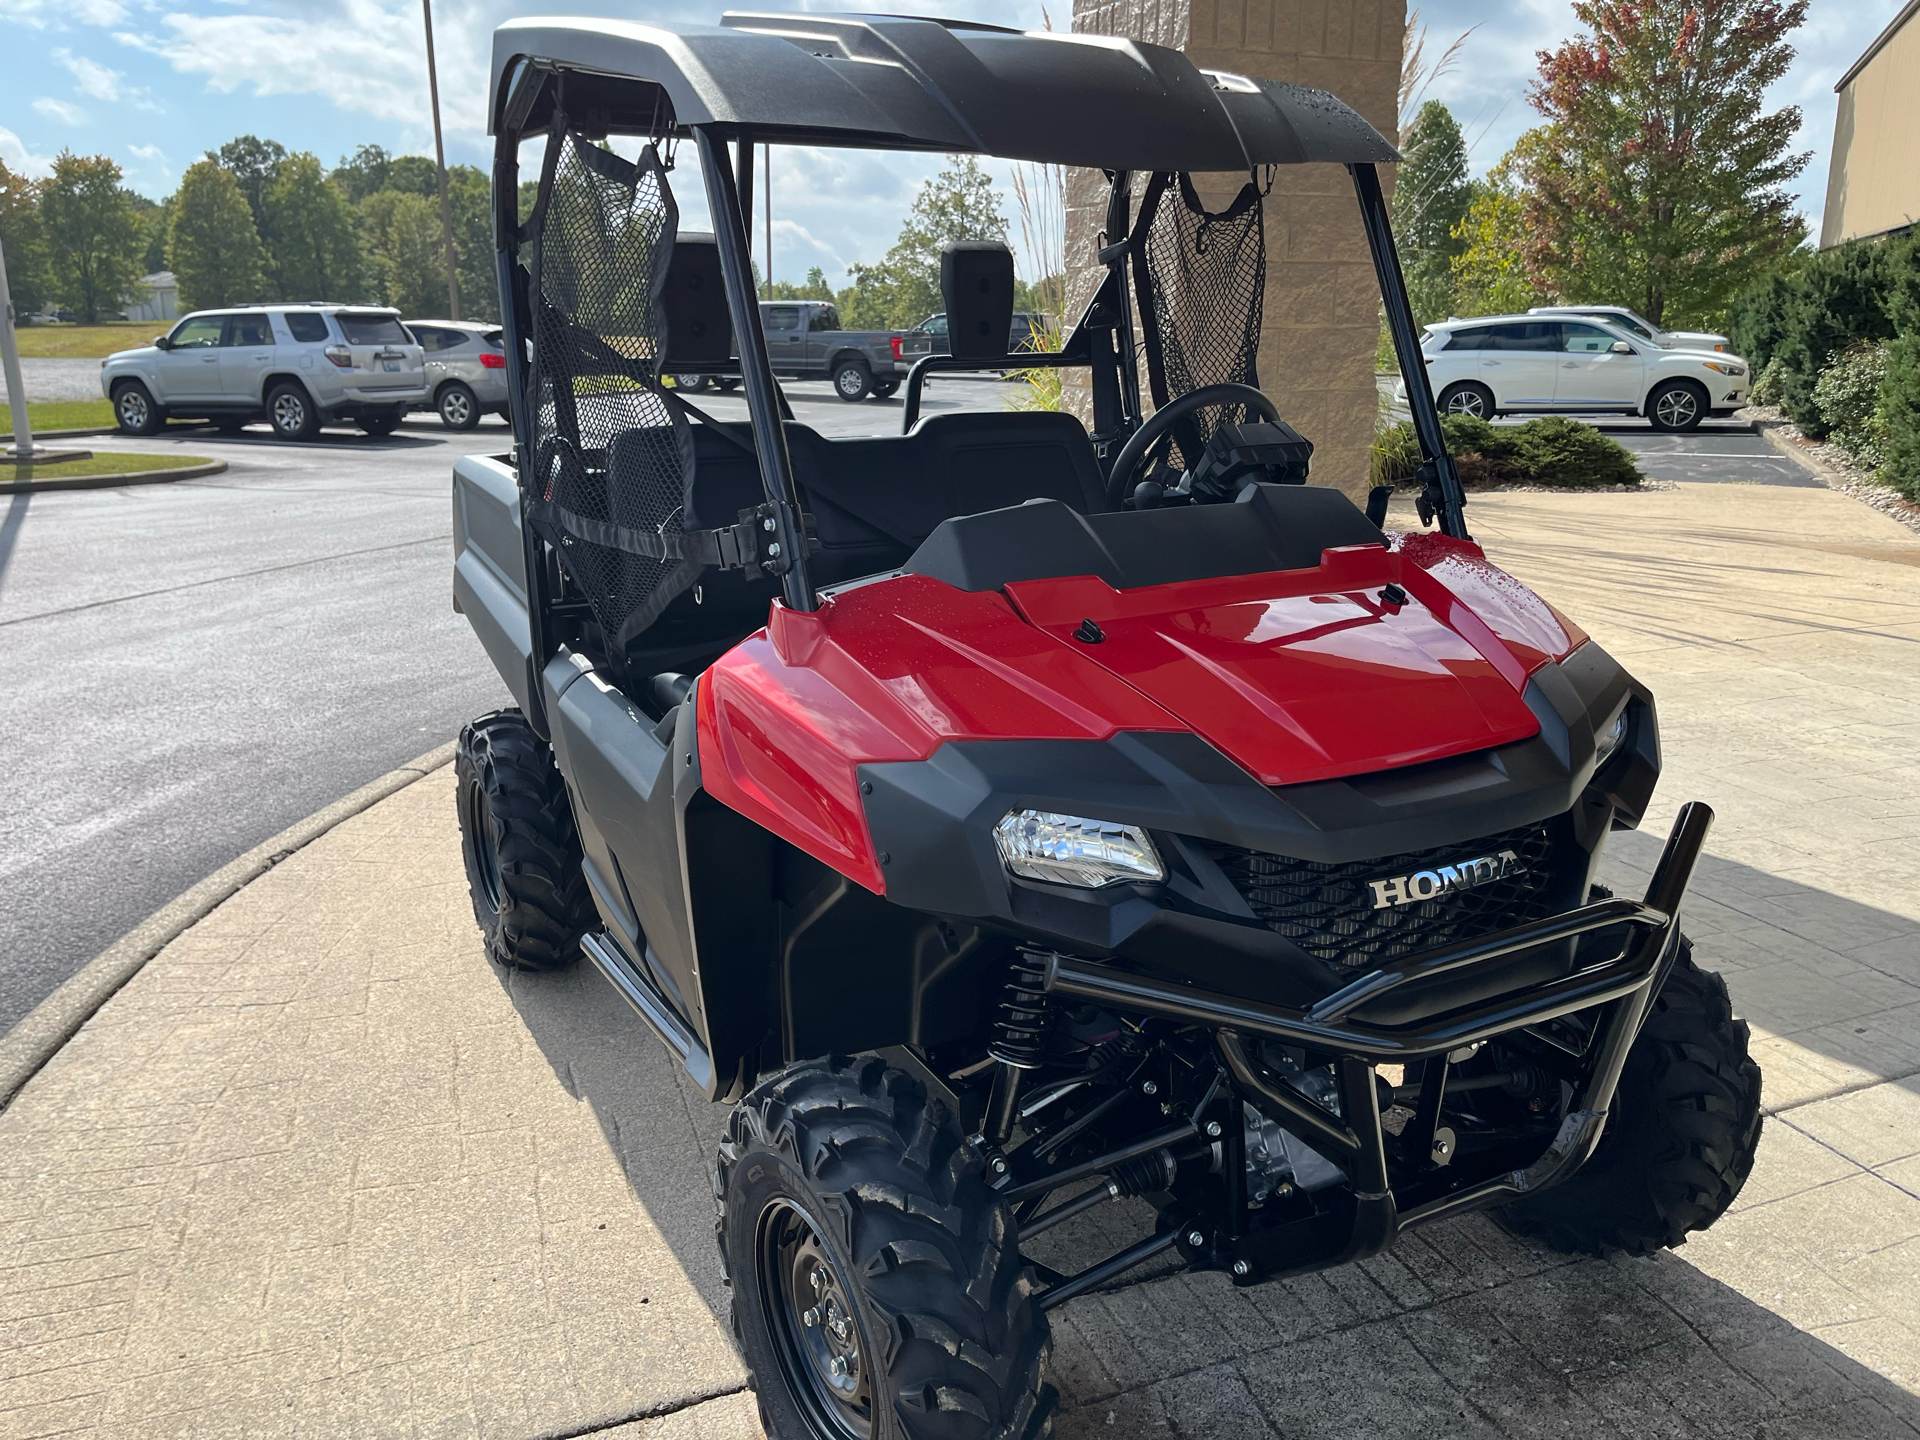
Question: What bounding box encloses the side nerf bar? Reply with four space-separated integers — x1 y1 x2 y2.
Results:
1043 802 1714 1065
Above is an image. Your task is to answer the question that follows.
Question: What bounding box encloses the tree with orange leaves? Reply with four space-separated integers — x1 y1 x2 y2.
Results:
1517 0 1809 329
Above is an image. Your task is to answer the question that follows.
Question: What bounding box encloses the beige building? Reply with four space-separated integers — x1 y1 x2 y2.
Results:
1068 0 1404 499
1820 0 1920 249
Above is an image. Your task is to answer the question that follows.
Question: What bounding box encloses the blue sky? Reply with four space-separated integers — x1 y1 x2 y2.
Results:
0 0 1903 285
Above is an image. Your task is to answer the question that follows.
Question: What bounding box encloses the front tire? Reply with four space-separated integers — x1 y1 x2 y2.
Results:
455 709 596 971
1648 380 1707 432
669 372 710 393
267 382 321 441
437 382 480 430
832 360 873 402
1439 381 1494 419
718 1056 1053 1440
113 380 164 436
1503 941 1761 1256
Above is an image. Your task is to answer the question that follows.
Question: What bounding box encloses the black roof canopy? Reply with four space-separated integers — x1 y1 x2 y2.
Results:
490 12 1398 170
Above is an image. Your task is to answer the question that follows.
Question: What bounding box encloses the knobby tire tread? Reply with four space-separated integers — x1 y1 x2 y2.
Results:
456 709 595 971
717 1055 1055 1440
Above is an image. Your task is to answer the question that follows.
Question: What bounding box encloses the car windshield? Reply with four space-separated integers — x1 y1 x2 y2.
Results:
337 313 410 345
1600 311 1657 339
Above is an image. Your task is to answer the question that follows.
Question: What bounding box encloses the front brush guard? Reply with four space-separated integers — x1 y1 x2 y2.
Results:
1027 800 1714 1292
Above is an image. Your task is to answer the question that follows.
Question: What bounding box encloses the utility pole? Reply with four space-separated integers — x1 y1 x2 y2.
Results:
0 233 34 460
422 0 460 320
763 142 773 299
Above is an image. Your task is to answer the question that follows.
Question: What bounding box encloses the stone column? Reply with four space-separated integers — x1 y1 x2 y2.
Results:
1067 0 1404 499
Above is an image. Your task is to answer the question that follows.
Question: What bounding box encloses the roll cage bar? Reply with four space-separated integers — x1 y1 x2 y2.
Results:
488 18 1469 737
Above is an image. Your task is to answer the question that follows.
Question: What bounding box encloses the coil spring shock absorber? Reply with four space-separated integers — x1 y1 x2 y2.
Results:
983 948 1054 1148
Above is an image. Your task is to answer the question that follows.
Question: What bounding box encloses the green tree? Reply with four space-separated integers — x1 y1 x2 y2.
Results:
1771 240 1894 433
214 135 287 230
359 190 444 317
1396 100 1471 322
142 197 173 274
167 158 270 310
1450 160 1550 317
0 158 49 318
448 164 499 322
40 151 145 322
1880 236 1920 502
1519 0 1809 328
330 144 392 204
263 152 362 302
385 155 440 197
840 155 1010 329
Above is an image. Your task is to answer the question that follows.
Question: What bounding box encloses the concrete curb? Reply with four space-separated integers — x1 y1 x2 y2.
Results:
1 457 227 494
0 740 459 1112
1751 414 1846 483
0 426 120 443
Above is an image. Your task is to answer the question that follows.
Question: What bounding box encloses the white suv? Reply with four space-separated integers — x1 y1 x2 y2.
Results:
1528 304 1730 353
1403 315 1749 432
102 304 428 441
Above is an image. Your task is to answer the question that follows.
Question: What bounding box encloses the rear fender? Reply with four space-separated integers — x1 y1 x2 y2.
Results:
452 453 534 714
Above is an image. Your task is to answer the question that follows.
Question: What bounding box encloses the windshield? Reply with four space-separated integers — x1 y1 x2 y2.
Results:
337 313 411 346
1599 311 1657 340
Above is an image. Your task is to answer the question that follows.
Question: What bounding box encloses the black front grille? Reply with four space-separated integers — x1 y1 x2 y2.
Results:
1197 824 1558 969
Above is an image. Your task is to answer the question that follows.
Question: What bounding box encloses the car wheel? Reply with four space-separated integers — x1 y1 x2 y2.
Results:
1647 380 1706 432
112 381 165 436
871 379 900 399
267 382 320 441
717 377 742 392
214 417 248 435
357 412 403 437
832 360 872 402
669 372 710 393
436 382 480 431
1439 382 1495 420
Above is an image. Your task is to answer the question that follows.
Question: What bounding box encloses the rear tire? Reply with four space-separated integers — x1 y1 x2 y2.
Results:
437 382 480 430
1647 380 1707 432
1439 381 1494 419
267 382 320 441
113 380 164 436
455 709 596 971
832 360 872 402
872 379 900 399
357 411 403 437
1502 941 1761 1256
669 372 710 393
718 1056 1053 1440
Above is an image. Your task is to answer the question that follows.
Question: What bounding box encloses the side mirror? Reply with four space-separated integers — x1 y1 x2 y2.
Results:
1611 341 1635 355
153 335 172 350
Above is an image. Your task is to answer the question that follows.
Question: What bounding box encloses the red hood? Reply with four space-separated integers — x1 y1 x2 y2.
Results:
1001 544 1548 786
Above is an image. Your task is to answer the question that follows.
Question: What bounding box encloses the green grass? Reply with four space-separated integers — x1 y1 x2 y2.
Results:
2 399 117 437
11 322 160 359
4 451 213 480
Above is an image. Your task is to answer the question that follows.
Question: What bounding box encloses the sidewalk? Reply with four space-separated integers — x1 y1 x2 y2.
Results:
2 480 1916 1439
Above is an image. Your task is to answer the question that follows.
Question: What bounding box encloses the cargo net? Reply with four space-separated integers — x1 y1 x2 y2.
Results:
1139 172 1267 467
526 130 697 650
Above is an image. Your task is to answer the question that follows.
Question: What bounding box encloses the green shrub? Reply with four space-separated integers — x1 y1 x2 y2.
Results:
1880 236 1920 503
1773 242 1895 435
1367 415 1642 491
1812 343 1891 467
1728 272 1799 370
1748 356 1787 407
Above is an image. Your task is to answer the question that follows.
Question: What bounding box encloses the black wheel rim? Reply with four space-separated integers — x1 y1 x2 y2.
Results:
463 779 505 914
758 1199 874 1439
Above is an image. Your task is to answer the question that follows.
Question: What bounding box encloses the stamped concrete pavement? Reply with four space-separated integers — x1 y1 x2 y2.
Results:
1 478 1916 1438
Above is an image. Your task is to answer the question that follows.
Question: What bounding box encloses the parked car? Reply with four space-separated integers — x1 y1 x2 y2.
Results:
916 308 1055 356
407 319 509 430
1528 305 1730 353
101 303 428 440
1402 314 1749 431
762 300 932 400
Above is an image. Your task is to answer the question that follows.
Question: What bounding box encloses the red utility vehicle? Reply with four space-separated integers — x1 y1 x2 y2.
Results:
450 15 1761 1439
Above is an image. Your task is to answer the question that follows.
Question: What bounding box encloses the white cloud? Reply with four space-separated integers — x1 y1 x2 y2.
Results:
54 47 125 101
0 0 126 26
127 143 163 160
33 97 87 124
0 127 54 178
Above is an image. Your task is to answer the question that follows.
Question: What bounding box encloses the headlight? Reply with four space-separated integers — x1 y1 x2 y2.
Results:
1703 361 1745 376
994 810 1165 888
1594 710 1629 769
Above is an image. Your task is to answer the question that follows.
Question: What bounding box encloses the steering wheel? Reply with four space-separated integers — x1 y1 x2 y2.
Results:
1105 382 1284 509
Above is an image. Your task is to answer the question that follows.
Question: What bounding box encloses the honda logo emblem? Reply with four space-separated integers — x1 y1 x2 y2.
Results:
1368 850 1524 910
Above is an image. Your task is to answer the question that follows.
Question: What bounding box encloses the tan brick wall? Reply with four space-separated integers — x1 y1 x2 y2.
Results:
1066 0 1404 499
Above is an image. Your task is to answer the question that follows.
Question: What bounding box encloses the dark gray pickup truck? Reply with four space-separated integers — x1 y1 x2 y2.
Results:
669 299 931 402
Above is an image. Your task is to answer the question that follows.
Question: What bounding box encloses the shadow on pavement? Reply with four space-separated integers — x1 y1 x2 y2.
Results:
495 840 1920 1436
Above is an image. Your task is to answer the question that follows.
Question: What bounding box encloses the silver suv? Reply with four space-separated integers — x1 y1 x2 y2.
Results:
405 319 509 430
101 304 428 441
